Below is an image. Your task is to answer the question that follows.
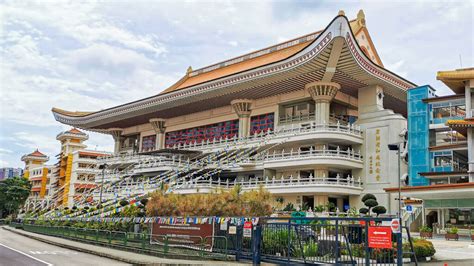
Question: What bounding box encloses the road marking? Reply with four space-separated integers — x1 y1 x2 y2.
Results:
30 250 79 255
0 242 53 266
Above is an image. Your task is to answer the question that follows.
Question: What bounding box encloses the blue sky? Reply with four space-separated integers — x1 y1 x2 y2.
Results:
0 0 472 168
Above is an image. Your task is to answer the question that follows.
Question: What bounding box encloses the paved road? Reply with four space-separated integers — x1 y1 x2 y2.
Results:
0 227 129 266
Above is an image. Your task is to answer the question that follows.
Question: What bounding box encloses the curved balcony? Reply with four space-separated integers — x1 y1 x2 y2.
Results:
261 148 363 169
175 121 362 152
173 175 363 195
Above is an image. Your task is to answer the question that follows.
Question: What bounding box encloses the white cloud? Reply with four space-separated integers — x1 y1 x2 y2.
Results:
0 0 471 169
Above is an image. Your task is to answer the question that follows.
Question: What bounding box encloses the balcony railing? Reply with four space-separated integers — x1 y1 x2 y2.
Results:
174 121 362 151
278 113 350 125
262 147 362 162
175 174 363 191
94 174 363 199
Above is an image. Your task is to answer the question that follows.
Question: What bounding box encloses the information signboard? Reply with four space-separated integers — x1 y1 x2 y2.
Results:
368 226 392 249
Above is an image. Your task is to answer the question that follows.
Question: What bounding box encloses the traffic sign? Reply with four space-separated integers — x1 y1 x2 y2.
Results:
390 218 400 233
405 205 413 213
243 221 252 238
368 226 392 248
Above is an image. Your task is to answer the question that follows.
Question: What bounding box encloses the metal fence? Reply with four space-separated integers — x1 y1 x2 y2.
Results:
13 216 415 265
254 217 403 265
14 223 230 260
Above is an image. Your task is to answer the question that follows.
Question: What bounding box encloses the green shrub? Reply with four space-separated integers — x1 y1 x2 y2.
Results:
447 227 458 234
362 194 376 203
413 239 435 257
372 206 387 216
294 243 318 257
419 225 432 233
359 208 369 215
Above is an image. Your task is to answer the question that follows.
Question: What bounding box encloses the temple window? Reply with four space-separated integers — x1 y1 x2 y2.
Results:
141 135 156 152
250 113 274 135
120 134 139 153
279 101 314 123
165 119 239 147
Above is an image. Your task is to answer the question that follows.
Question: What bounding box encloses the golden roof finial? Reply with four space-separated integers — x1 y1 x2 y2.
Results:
186 66 193 75
338 10 345 16
357 9 366 26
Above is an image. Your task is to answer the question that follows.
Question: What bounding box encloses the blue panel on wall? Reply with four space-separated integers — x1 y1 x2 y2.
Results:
407 86 432 186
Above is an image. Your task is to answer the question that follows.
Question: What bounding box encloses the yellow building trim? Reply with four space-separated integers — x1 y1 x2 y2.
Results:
23 170 29 179
62 153 73 206
39 167 48 199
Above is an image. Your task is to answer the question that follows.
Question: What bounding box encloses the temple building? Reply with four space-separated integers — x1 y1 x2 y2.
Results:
21 129 110 211
52 128 110 208
52 10 416 213
386 68 474 234
21 149 54 210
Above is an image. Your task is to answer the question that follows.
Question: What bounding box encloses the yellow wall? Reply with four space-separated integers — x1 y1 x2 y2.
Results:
62 153 73 206
39 167 48 199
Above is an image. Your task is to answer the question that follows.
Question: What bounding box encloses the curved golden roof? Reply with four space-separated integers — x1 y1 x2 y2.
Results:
437 68 474 93
52 107 94 118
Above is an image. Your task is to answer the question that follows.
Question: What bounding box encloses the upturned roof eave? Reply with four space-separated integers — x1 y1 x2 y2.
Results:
52 14 416 129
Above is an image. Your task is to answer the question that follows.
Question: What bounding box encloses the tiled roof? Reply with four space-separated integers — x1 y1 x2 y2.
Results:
67 128 85 134
28 149 47 157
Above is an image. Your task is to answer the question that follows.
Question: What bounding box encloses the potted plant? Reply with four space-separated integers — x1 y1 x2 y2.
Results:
325 225 337 236
419 225 433 238
445 226 459 241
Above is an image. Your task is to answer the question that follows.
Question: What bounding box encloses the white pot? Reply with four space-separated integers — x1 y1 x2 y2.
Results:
425 257 431 261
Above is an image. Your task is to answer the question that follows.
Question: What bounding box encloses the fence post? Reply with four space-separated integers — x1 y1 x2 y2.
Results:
397 228 403 266
287 220 291 264
335 220 339 265
365 221 370 266
235 224 242 261
252 224 262 265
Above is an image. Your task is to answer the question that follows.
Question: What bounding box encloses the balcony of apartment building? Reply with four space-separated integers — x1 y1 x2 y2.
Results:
260 144 363 169
174 119 362 153
172 172 363 195
429 150 469 174
429 99 466 127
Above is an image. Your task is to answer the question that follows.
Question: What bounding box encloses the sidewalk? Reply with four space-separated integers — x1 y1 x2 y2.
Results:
411 233 474 264
2 226 246 265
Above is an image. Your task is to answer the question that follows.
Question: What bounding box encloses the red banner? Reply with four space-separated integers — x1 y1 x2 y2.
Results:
151 222 214 250
368 226 392 249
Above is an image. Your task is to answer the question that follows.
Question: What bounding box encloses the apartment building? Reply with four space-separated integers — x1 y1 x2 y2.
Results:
387 68 474 232
0 167 24 180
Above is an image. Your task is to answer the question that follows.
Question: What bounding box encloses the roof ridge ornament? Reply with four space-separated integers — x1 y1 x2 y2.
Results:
338 10 345 16
357 9 366 26
186 66 193 75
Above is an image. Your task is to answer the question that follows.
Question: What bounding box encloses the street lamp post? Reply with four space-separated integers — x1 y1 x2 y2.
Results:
98 163 108 206
388 143 402 219
388 142 402 266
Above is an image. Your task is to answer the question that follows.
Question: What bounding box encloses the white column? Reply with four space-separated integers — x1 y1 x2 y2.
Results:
305 81 340 124
150 118 166 150
231 99 252 138
108 128 123 154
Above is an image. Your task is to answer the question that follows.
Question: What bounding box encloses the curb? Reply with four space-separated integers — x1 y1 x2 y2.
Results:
2 227 173 265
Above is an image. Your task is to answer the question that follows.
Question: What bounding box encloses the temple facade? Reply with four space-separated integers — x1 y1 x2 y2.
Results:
21 149 54 210
21 129 110 210
52 11 416 213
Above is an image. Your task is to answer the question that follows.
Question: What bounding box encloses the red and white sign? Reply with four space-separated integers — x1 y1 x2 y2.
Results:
368 226 392 249
243 221 252 238
390 219 400 233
